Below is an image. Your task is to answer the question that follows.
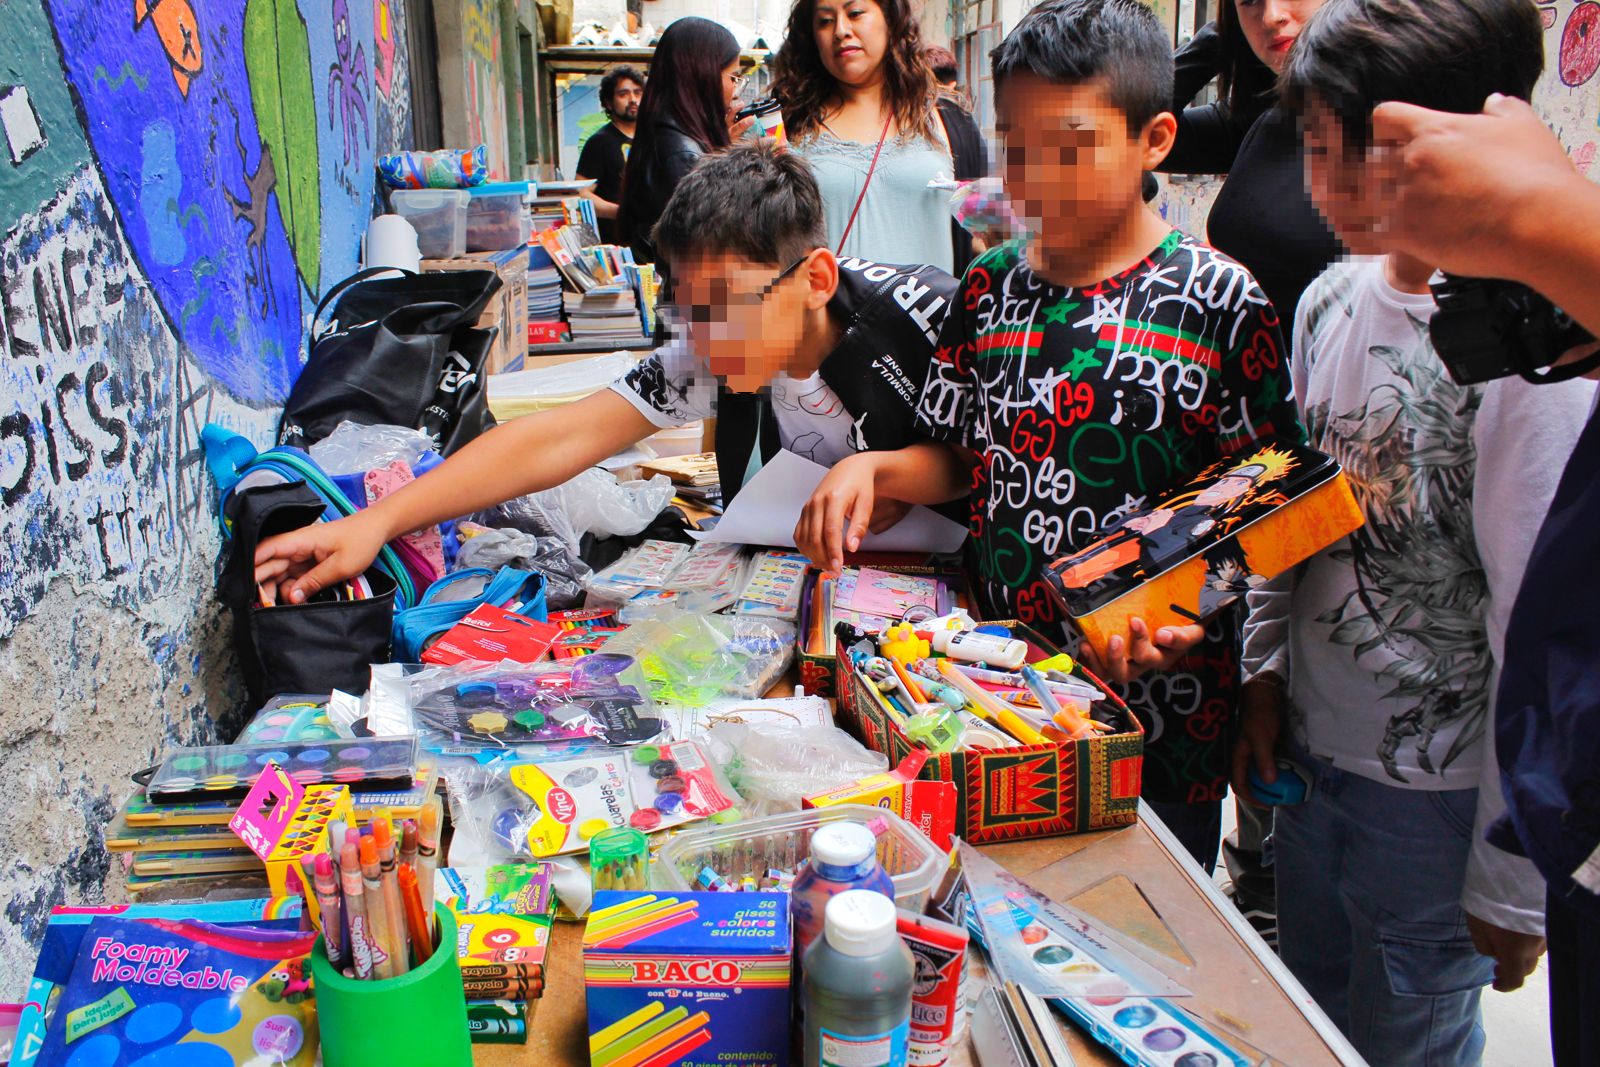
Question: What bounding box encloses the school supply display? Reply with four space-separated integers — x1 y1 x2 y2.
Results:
655 805 947 914
803 751 958 851
797 564 966 696
837 622 1145 844
1041 440 1363 661
803 890 915 1067
433 864 555 998
28 915 320 1067
584 891 793 1067
404 658 664 756
141 736 417 803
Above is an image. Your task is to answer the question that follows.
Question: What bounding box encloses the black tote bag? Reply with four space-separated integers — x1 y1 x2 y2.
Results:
278 267 504 456
221 481 397 706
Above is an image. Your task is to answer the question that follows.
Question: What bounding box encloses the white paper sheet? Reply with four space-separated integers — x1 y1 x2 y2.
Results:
690 449 969 553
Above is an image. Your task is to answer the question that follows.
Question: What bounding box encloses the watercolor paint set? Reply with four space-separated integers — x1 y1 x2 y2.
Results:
238 694 342 744
584 891 792 1067
120 760 439 826
139 736 418 802
1049 994 1250 1067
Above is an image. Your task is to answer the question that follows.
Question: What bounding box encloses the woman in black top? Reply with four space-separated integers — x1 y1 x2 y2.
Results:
618 18 744 267
1159 0 1341 332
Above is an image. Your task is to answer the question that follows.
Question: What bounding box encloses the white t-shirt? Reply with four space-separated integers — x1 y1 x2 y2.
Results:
611 330 854 467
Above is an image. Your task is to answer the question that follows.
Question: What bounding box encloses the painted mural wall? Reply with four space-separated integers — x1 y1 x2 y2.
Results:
0 0 412 994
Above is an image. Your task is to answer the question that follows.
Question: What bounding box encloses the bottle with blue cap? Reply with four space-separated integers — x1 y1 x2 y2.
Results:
803 889 914 1067
791 822 895 958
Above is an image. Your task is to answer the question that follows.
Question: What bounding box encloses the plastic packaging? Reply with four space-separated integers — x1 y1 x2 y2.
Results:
402 659 665 757
454 523 593 610
390 188 469 258
792 822 897 958
447 740 742 860
803 891 915 1067
600 611 795 704
948 175 1023 246
480 468 674 555
586 540 748 618
655 804 946 914
466 182 533 251
929 628 1028 669
378 145 490 190
309 420 436 476
706 722 888 817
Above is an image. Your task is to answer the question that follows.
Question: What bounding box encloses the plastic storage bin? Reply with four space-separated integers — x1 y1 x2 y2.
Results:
467 181 532 251
390 188 469 258
653 803 948 913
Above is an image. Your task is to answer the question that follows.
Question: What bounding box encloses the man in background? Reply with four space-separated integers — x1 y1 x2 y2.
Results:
924 45 987 273
577 65 644 246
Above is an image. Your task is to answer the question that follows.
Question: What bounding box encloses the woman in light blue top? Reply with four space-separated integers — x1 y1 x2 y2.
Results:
771 0 956 274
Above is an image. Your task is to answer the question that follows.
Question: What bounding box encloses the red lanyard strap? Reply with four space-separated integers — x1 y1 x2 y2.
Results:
836 113 894 255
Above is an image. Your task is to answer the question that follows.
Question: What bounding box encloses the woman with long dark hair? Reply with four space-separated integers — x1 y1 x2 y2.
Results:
771 0 955 272
618 17 743 265
1158 0 1340 331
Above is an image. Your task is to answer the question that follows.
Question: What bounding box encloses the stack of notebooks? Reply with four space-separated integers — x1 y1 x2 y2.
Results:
435 863 556 1044
565 282 646 346
109 761 439 897
527 244 568 344
807 565 958 656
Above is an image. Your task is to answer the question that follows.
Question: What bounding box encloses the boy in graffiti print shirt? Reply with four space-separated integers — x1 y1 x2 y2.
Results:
796 0 1302 869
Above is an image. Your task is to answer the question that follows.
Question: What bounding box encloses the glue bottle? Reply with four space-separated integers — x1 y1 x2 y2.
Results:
928 628 1028 670
792 822 895 958
804 890 915 1067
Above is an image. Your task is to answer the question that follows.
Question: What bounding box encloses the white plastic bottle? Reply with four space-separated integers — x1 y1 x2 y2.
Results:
804 890 915 1067
928 629 1028 670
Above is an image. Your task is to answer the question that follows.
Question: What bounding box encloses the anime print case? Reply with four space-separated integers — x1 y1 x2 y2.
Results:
1042 440 1364 658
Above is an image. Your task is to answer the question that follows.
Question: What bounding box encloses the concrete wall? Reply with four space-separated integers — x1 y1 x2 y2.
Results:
0 0 412 996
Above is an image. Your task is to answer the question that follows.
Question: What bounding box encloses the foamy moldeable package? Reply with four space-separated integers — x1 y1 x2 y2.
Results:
584 891 792 1067
802 752 957 850
31 915 319 1067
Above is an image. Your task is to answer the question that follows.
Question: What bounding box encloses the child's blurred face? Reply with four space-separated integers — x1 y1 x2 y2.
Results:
814 0 890 89
1234 0 1323 73
1302 99 1390 254
665 251 832 393
996 74 1174 260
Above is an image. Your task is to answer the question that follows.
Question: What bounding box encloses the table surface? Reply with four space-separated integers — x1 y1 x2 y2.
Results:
479 813 1361 1067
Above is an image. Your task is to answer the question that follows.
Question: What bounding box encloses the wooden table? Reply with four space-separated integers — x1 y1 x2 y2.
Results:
480 807 1364 1067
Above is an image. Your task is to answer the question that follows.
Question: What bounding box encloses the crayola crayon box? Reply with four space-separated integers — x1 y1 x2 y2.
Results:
584 891 792 1067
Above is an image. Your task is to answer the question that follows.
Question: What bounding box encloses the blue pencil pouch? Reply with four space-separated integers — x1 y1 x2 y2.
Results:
392 566 549 662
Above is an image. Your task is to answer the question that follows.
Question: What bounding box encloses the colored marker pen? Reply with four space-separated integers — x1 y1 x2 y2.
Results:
340 841 377 980
373 818 411 975
312 854 344 970
358 837 397 980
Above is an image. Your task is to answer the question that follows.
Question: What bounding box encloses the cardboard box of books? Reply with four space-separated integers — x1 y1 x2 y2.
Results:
1040 440 1364 662
795 559 968 698
834 621 1144 843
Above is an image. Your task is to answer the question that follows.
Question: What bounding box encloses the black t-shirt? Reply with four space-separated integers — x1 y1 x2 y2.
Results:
576 122 632 246
913 232 1304 805
1158 23 1342 331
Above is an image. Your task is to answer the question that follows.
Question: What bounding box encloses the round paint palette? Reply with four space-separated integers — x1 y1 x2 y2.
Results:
238 695 341 744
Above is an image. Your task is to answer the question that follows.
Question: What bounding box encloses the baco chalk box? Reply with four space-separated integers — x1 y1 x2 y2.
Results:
584 891 792 1067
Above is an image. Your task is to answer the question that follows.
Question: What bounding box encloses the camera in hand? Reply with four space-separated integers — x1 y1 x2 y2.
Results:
1428 274 1599 385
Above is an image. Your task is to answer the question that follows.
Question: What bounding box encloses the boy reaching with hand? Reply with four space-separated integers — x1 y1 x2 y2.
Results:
256 144 956 605
796 0 1303 872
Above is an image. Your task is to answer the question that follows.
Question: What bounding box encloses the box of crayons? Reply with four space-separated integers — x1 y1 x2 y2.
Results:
584 891 792 1067
434 864 555 999
795 560 969 698
836 621 1145 844
467 998 533 1044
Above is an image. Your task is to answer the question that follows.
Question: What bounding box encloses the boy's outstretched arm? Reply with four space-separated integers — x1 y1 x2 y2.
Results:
255 389 657 603
795 442 973 573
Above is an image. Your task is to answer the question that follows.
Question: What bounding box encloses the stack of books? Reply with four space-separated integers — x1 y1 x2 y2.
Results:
526 244 567 344
435 862 556 1043
565 282 646 346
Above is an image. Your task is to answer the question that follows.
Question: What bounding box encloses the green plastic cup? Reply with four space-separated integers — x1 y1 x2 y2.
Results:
310 902 471 1067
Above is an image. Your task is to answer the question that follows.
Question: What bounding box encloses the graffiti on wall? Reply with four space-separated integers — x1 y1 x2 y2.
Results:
462 0 512 179
0 0 412 635
1543 0 1600 171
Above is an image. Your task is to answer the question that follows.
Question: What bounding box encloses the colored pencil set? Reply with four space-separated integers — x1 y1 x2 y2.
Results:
308 795 444 980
